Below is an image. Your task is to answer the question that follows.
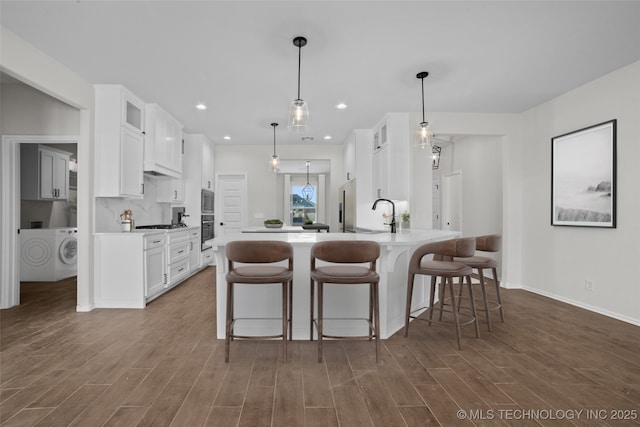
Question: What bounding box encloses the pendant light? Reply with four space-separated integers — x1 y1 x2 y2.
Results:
416 71 432 148
270 122 280 172
288 36 309 132
301 160 314 200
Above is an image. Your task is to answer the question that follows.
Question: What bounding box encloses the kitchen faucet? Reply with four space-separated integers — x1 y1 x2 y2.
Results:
372 198 396 233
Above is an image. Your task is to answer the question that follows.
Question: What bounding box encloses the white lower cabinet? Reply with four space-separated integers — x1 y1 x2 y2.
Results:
188 228 201 273
144 233 167 299
95 227 204 308
167 229 191 285
201 247 214 266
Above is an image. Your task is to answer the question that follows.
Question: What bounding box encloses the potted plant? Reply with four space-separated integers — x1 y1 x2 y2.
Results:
401 211 410 229
303 218 313 225
264 219 284 228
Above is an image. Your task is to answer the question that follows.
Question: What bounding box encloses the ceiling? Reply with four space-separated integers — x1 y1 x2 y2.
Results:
2 1 640 147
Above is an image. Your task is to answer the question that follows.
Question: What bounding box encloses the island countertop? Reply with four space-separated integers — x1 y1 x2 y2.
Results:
211 228 460 340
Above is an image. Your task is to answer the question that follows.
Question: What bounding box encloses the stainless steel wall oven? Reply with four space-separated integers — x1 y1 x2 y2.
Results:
201 214 215 245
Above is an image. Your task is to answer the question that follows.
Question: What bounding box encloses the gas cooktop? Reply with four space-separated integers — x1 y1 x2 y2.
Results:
136 224 188 230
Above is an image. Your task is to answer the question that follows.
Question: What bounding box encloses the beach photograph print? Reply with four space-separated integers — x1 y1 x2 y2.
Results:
551 120 616 228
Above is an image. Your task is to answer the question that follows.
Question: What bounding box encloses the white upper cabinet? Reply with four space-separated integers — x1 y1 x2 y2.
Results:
94 84 145 199
201 135 215 191
144 104 184 178
157 176 185 203
21 144 71 201
372 113 411 201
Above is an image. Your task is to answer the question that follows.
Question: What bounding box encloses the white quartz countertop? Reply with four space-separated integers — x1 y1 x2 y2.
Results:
212 228 460 247
94 226 199 236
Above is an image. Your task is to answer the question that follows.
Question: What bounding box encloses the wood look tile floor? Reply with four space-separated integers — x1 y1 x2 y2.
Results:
2 267 639 426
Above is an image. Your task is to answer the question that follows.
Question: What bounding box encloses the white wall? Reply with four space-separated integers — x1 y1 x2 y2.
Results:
519 59 640 325
1 26 94 310
214 144 344 231
435 135 503 238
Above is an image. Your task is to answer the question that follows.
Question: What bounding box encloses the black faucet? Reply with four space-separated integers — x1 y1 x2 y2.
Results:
372 198 396 233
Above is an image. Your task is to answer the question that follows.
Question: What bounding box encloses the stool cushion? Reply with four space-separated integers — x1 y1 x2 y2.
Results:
454 256 496 269
312 265 379 284
417 260 472 277
227 265 293 283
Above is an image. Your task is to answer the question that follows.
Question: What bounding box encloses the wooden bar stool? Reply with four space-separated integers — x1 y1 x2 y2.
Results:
454 234 503 331
404 237 479 350
310 240 381 363
225 240 293 363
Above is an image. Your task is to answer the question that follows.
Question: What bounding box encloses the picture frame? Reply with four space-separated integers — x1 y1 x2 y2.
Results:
551 119 616 228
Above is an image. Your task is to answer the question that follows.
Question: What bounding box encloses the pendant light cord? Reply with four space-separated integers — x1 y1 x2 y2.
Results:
421 76 425 123
271 122 278 156
297 43 302 100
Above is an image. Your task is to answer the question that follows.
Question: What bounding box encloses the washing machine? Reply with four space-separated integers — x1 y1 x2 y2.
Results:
20 228 78 282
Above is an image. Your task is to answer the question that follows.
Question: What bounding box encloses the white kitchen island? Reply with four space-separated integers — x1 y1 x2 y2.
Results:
211 228 460 340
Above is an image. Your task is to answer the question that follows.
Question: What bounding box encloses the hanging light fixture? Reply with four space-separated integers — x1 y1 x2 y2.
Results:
270 123 280 172
288 36 309 132
301 160 314 200
431 144 441 170
415 71 433 148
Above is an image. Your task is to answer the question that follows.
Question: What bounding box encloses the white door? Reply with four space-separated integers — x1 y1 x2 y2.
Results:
442 172 462 232
216 173 247 238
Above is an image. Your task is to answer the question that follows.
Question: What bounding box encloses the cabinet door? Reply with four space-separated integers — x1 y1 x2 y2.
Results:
145 246 167 298
53 152 69 199
373 145 389 199
201 136 215 190
39 149 56 199
189 238 200 272
121 127 145 197
157 177 185 203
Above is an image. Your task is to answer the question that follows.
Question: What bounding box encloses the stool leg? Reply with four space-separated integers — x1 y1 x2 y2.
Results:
282 281 287 363
449 277 462 350
477 268 492 331
373 281 380 363
404 273 415 337
225 281 233 363
310 279 314 341
288 280 293 341
317 282 324 363
368 283 374 340
438 276 446 322
492 267 505 322
428 276 437 325
466 274 480 338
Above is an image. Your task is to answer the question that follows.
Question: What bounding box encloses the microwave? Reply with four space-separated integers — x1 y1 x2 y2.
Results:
201 190 214 213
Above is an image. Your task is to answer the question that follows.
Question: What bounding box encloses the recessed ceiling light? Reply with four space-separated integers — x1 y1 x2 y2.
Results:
324 135 332 140
336 103 347 110
196 103 207 110
223 136 231 140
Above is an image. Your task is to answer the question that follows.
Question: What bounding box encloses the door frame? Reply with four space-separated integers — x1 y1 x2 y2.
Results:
1 135 79 308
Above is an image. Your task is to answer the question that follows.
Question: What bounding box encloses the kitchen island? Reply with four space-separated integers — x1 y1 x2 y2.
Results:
211 228 460 340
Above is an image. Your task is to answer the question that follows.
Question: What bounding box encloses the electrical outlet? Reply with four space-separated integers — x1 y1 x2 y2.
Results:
585 280 594 292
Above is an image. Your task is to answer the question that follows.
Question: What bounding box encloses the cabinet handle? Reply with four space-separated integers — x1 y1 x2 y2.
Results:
174 190 177 199
208 180 211 189
178 250 185 254
178 267 185 272
164 273 167 284
152 240 162 244
141 183 145 194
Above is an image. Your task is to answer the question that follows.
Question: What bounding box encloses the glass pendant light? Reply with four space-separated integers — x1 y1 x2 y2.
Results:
416 71 433 148
270 123 280 172
288 36 309 132
301 160 314 200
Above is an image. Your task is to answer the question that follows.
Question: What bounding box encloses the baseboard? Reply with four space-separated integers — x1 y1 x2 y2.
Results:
521 286 640 327
76 303 95 312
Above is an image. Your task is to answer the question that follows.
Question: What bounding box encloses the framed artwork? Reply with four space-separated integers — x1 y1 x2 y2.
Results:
551 119 616 228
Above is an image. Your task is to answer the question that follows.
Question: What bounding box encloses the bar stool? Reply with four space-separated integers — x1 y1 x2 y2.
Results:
225 240 293 363
454 234 503 331
404 237 479 350
310 240 381 363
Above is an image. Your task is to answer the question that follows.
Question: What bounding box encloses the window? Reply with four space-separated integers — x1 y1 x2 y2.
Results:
290 178 317 225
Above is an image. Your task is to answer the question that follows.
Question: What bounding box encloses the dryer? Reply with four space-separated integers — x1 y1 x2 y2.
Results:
21 228 78 282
